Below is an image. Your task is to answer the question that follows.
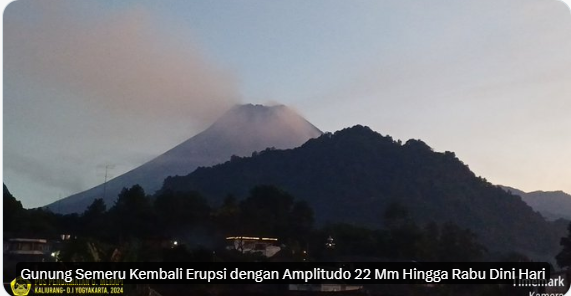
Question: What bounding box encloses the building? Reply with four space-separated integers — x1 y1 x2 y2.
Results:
226 236 281 257
4 238 52 262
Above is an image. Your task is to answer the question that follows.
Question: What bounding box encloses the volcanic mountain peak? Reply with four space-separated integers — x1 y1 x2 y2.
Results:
46 104 322 214
199 104 321 150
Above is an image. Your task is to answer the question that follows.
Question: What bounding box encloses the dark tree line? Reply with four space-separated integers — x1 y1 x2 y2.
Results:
556 222 571 269
307 202 487 262
4 183 315 262
5 182 571 267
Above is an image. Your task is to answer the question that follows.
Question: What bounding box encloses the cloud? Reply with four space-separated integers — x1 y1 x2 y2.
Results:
4 152 88 199
4 1 240 126
3 1 242 206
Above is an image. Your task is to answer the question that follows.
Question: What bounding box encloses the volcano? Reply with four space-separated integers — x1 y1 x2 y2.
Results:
46 104 322 214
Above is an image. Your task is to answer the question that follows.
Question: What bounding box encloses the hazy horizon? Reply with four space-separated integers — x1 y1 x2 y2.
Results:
3 0 571 208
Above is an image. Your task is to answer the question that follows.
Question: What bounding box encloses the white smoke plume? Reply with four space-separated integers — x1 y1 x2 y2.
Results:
4 1 240 124
3 1 241 207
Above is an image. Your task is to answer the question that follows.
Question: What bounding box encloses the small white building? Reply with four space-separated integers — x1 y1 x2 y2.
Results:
226 236 281 257
4 238 51 261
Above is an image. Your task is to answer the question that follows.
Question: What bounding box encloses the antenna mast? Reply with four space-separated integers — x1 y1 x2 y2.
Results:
102 165 110 200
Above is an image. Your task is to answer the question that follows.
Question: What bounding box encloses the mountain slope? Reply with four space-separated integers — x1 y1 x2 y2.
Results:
46 104 322 214
161 125 564 260
502 186 571 221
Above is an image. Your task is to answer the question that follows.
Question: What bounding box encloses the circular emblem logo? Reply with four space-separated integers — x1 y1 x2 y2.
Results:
10 277 31 296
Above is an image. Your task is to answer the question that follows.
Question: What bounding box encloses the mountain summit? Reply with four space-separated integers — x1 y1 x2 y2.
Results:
46 104 322 214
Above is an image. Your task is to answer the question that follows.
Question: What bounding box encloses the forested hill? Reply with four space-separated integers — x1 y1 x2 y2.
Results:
502 186 571 221
161 125 564 260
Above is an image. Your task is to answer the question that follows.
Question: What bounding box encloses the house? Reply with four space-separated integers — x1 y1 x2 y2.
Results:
4 238 52 262
226 236 281 257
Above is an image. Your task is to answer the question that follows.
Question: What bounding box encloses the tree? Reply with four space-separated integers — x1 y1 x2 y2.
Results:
383 202 413 230
59 238 105 262
239 185 295 237
83 198 106 219
81 198 108 239
3 184 24 233
556 222 571 269
110 185 155 239
237 185 314 244
289 201 314 240
382 203 424 259
154 190 210 233
436 222 486 262
319 223 383 258
212 195 241 235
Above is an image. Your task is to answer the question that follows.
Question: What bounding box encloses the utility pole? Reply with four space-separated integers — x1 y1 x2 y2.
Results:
102 165 112 200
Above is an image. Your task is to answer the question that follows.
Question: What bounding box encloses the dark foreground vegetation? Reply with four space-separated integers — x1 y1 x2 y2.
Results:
6 183 491 263
4 182 571 295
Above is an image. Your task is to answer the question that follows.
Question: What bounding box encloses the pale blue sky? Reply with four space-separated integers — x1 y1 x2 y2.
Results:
4 0 571 207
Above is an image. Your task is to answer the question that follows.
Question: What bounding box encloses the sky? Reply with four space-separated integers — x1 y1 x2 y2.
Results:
3 0 571 208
